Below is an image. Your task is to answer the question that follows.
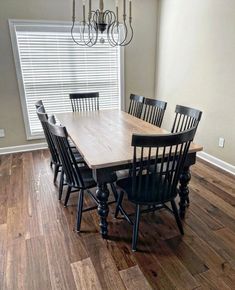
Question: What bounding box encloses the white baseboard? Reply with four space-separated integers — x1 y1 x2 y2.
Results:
0 143 48 155
197 151 235 175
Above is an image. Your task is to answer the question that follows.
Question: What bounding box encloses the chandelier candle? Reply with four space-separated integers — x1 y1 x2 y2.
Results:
89 0 91 20
99 0 104 12
129 0 132 18
83 0 85 22
116 1 119 23
72 0 75 22
123 0 126 18
71 0 134 46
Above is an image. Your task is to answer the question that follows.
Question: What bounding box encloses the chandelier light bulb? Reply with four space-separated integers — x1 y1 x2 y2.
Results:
100 37 105 44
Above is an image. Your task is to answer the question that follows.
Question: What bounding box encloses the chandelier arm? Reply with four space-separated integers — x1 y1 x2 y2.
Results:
108 10 121 46
109 23 120 46
82 21 98 47
71 20 88 46
81 22 90 45
119 20 134 46
83 10 100 46
86 21 98 46
107 25 118 46
71 0 89 46
119 20 128 45
111 21 123 46
106 11 119 46
86 22 99 47
72 10 97 47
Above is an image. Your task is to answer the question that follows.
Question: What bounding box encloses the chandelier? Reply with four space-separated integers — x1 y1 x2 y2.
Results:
71 0 133 47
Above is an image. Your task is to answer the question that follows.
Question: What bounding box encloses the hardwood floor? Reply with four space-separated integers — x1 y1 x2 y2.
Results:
0 150 234 290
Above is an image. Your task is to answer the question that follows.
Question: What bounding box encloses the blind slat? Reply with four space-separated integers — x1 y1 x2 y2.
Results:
15 23 121 136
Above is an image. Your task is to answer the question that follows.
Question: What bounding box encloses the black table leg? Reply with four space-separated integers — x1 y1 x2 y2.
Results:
96 182 110 238
179 165 191 219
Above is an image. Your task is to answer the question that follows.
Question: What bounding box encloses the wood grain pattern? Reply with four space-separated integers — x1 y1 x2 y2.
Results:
0 151 235 289
56 110 203 169
84 234 126 290
0 154 12 177
194 269 231 290
71 258 102 290
44 220 78 290
22 152 43 240
190 181 235 220
119 265 152 290
5 239 27 290
138 228 200 289
0 224 7 290
186 211 235 263
0 177 9 225
166 236 209 276
25 236 52 290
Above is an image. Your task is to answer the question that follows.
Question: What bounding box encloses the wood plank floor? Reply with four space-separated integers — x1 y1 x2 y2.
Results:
0 150 234 290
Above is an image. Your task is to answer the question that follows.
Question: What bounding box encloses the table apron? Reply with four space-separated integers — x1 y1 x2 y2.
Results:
92 152 197 184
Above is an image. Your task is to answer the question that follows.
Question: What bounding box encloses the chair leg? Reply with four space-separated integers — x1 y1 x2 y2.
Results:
58 171 64 201
115 190 124 218
64 186 72 207
53 164 60 183
132 204 141 252
171 200 184 235
76 190 84 232
112 185 132 223
186 196 190 205
50 161 53 168
110 183 118 201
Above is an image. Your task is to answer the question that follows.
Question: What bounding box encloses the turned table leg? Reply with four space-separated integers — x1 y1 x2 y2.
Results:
179 165 191 219
96 183 110 238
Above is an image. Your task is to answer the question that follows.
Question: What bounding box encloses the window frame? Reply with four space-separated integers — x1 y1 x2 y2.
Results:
9 19 125 140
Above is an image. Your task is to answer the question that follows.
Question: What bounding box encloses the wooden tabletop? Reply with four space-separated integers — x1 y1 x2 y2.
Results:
56 110 203 169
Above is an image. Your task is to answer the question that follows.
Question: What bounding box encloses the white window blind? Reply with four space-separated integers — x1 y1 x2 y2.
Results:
9 20 123 139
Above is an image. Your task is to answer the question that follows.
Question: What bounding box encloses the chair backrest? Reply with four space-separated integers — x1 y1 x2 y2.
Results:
171 105 202 133
48 115 85 188
69 92 99 112
128 94 145 118
142 98 167 127
130 127 197 204
35 100 43 109
36 106 60 165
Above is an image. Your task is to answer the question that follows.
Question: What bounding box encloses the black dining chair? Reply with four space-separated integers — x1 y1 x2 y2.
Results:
35 99 83 152
36 105 84 198
128 94 145 118
36 105 61 182
35 100 43 109
142 98 167 127
115 126 197 251
48 115 118 232
171 105 202 205
171 105 202 133
69 92 99 112
35 99 82 152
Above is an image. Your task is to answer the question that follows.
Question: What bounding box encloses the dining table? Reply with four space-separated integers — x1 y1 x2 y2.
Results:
56 109 203 238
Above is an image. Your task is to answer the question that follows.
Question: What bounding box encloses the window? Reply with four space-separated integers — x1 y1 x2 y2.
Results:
9 20 124 139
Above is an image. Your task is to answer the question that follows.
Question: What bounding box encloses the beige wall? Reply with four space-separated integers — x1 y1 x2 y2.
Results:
0 0 158 148
156 0 235 166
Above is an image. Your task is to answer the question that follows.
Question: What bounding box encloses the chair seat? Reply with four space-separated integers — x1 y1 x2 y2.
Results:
78 166 97 189
116 174 174 205
74 167 117 189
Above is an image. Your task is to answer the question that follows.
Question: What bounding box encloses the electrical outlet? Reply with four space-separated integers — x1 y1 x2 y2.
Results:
0 129 5 138
219 137 225 148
